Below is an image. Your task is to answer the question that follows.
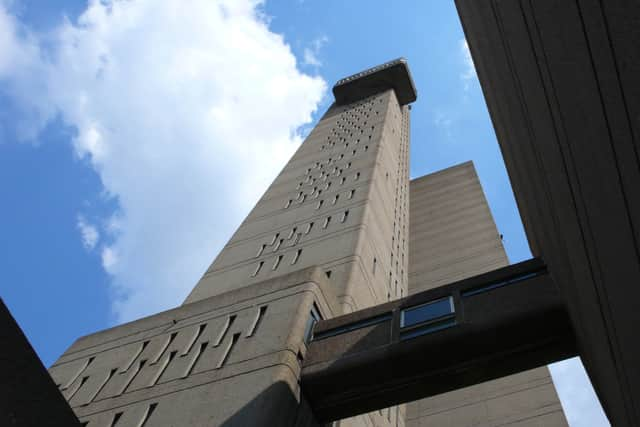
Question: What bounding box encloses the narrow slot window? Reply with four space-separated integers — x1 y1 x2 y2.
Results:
304 304 322 343
149 351 176 387
355 172 360 181
138 403 158 427
305 222 314 234
348 189 355 199
323 216 331 229
87 368 117 403
214 315 236 347
340 177 346 185
284 199 292 209
293 233 302 246
183 341 209 378
120 359 146 394
288 227 297 239
291 248 302 265
333 194 339 205
181 324 207 356
63 356 95 389
67 375 89 400
373 258 377 275
341 210 349 223
251 261 264 277
273 239 283 252
110 412 123 427
272 255 283 270
316 200 323 209
256 244 266 258
270 233 279 245
217 333 241 369
246 306 268 337
150 332 177 365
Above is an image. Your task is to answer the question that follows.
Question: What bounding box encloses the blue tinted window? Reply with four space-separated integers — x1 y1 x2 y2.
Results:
400 317 456 340
401 297 454 328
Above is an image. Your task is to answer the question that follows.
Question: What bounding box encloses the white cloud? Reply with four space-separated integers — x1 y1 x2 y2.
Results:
303 35 328 67
77 215 100 251
549 357 610 426
0 0 326 322
459 38 477 91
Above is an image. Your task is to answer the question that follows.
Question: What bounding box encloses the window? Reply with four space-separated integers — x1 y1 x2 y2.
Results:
333 194 339 205
348 189 355 199
399 297 456 340
341 210 349 223
291 248 302 265
316 200 324 210
252 261 264 277
246 306 267 337
305 222 314 234
272 255 283 270
373 257 377 275
312 312 392 341
323 216 331 229
304 304 322 343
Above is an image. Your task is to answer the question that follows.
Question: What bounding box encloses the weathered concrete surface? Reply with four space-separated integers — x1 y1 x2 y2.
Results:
406 163 568 427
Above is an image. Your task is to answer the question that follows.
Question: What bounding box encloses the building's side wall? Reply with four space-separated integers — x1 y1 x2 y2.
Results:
49 268 335 427
407 162 567 426
185 89 408 319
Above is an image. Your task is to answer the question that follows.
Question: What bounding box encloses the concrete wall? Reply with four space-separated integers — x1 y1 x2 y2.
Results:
49 268 335 427
406 162 567 426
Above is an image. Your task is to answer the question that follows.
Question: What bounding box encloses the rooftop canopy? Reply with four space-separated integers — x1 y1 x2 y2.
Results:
333 58 417 106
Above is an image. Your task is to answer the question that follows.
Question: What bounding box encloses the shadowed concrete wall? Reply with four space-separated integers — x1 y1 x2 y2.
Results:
407 162 567 426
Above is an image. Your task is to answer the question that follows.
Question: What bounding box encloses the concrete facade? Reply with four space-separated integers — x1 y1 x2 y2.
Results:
50 60 415 427
45 61 570 426
406 163 567 427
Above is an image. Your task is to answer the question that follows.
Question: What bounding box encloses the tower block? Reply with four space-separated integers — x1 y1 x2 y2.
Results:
47 59 568 427
49 59 416 426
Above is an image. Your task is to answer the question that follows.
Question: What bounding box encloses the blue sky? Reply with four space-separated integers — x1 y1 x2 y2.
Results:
0 1 607 425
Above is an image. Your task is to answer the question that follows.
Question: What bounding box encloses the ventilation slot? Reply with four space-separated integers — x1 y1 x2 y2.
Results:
67 375 89 400
183 341 209 378
292 249 302 265
323 216 331 229
181 324 207 356
214 315 236 347
110 412 123 427
246 306 268 337
217 333 241 369
138 403 158 427
252 261 264 277
150 333 177 365
120 360 146 394
149 351 176 387
273 255 283 270
62 356 95 390
87 368 117 403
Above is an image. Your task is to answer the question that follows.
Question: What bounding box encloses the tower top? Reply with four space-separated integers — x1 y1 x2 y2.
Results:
333 58 417 106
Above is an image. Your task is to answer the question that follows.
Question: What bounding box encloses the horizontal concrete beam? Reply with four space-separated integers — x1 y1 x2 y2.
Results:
301 259 577 422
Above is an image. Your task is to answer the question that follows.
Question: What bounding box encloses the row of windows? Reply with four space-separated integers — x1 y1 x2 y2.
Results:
309 296 456 343
60 307 268 409
251 248 303 277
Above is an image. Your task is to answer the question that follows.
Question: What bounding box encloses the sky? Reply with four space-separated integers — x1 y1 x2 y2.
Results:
0 1 608 425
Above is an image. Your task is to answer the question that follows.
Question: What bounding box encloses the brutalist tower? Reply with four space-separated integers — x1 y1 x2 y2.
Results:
48 60 567 426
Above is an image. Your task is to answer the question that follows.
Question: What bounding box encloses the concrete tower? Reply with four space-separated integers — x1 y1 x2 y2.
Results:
47 59 567 427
